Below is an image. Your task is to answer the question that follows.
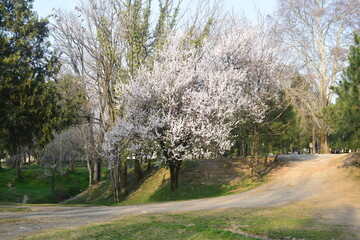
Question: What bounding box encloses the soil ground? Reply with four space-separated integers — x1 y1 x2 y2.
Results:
1 154 359 239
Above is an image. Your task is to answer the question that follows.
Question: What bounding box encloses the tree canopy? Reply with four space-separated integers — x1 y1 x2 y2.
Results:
331 33 360 149
0 0 59 155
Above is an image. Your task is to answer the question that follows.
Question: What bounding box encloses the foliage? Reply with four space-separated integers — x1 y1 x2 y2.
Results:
54 74 87 129
260 93 301 154
0 166 88 203
52 0 183 186
277 0 360 153
40 126 88 191
330 33 360 150
0 0 60 155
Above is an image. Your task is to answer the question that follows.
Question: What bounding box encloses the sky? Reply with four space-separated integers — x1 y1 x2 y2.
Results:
33 0 278 23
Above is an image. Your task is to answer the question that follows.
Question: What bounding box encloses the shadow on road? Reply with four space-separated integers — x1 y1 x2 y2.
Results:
277 154 318 162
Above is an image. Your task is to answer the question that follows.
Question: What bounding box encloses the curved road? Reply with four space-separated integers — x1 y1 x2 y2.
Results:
1 154 360 239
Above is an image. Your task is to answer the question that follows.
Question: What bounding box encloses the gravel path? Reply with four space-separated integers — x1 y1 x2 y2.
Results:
1 154 359 239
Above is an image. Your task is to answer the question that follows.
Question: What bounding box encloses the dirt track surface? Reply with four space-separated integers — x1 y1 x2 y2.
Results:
1 154 360 239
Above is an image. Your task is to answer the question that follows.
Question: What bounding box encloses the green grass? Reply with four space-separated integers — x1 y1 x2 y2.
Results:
0 206 30 212
148 178 264 202
0 166 88 204
122 160 267 205
64 179 114 205
23 204 354 240
67 159 269 206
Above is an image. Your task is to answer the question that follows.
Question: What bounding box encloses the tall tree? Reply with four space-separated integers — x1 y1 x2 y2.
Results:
52 0 181 190
331 33 360 150
0 0 59 177
104 26 279 193
277 0 360 153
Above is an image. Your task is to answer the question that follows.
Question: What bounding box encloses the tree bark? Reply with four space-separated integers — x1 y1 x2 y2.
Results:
16 159 22 179
51 173 55 192
110 164 121 202
312 126 316 154
243 142 248 157
146 159 151 173
134 158 142 183
28 153 31 167
93 158 102 184
169 164 175 191
264 155 268 166
86 157 93 187
169 160 182 191
320 131 330 154
120 158 127 195
174 161 182 190
252 125 260 165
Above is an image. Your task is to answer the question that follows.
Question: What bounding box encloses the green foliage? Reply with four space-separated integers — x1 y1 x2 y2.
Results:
184 17 214 49
230 91 301 156
260 95 301 154
54 74 87 129
0 0 60 154
0 166 88 203
153 0 180 50
330 33 360 149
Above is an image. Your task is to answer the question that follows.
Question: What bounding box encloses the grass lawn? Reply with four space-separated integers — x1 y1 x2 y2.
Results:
0 166 88 204
65 158 272 206
23 204 354 240
122 159 270 205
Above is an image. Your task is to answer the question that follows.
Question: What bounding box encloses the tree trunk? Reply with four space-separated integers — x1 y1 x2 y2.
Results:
312 126 316 154
120 158 127 195
51 173 55 192
134 159 142 183
87 157 93 187
252 125 260 165
169 160 182 191
93 158 102 184
264 155 268 166
16 159 22 179
110 164 120 202
0 158 2 170
28 153 31 167
250 125 260 176
146 159 151 173
110 166 120 202
320 131 330 154
169 164 175 190
243 142 248 157
174 161 181 190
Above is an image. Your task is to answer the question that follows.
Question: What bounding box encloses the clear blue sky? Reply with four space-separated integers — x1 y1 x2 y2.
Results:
33 0 277 22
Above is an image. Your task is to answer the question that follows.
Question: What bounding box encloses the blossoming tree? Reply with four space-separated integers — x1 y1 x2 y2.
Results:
104 27 278 195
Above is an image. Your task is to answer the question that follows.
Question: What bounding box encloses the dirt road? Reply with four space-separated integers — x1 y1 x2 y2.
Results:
1 154 359 239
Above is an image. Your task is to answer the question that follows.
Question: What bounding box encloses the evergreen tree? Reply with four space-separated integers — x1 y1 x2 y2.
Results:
331 33 360 150
0 0 59 177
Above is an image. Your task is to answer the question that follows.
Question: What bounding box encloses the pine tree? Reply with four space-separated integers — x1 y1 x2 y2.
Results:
332 33 360 150
0 0 59 177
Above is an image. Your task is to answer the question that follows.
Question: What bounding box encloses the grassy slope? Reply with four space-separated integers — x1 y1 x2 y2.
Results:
24 204 354 240
125 159 268 204
0 166 88 204
68 157 276 205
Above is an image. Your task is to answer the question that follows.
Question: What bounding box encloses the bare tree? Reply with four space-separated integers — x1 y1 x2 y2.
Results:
41 127 86 191
53 0 128 183
277 0 360 153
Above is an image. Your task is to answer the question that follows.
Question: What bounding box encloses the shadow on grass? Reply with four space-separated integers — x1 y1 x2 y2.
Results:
148 157 276 202
149 182 229 202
